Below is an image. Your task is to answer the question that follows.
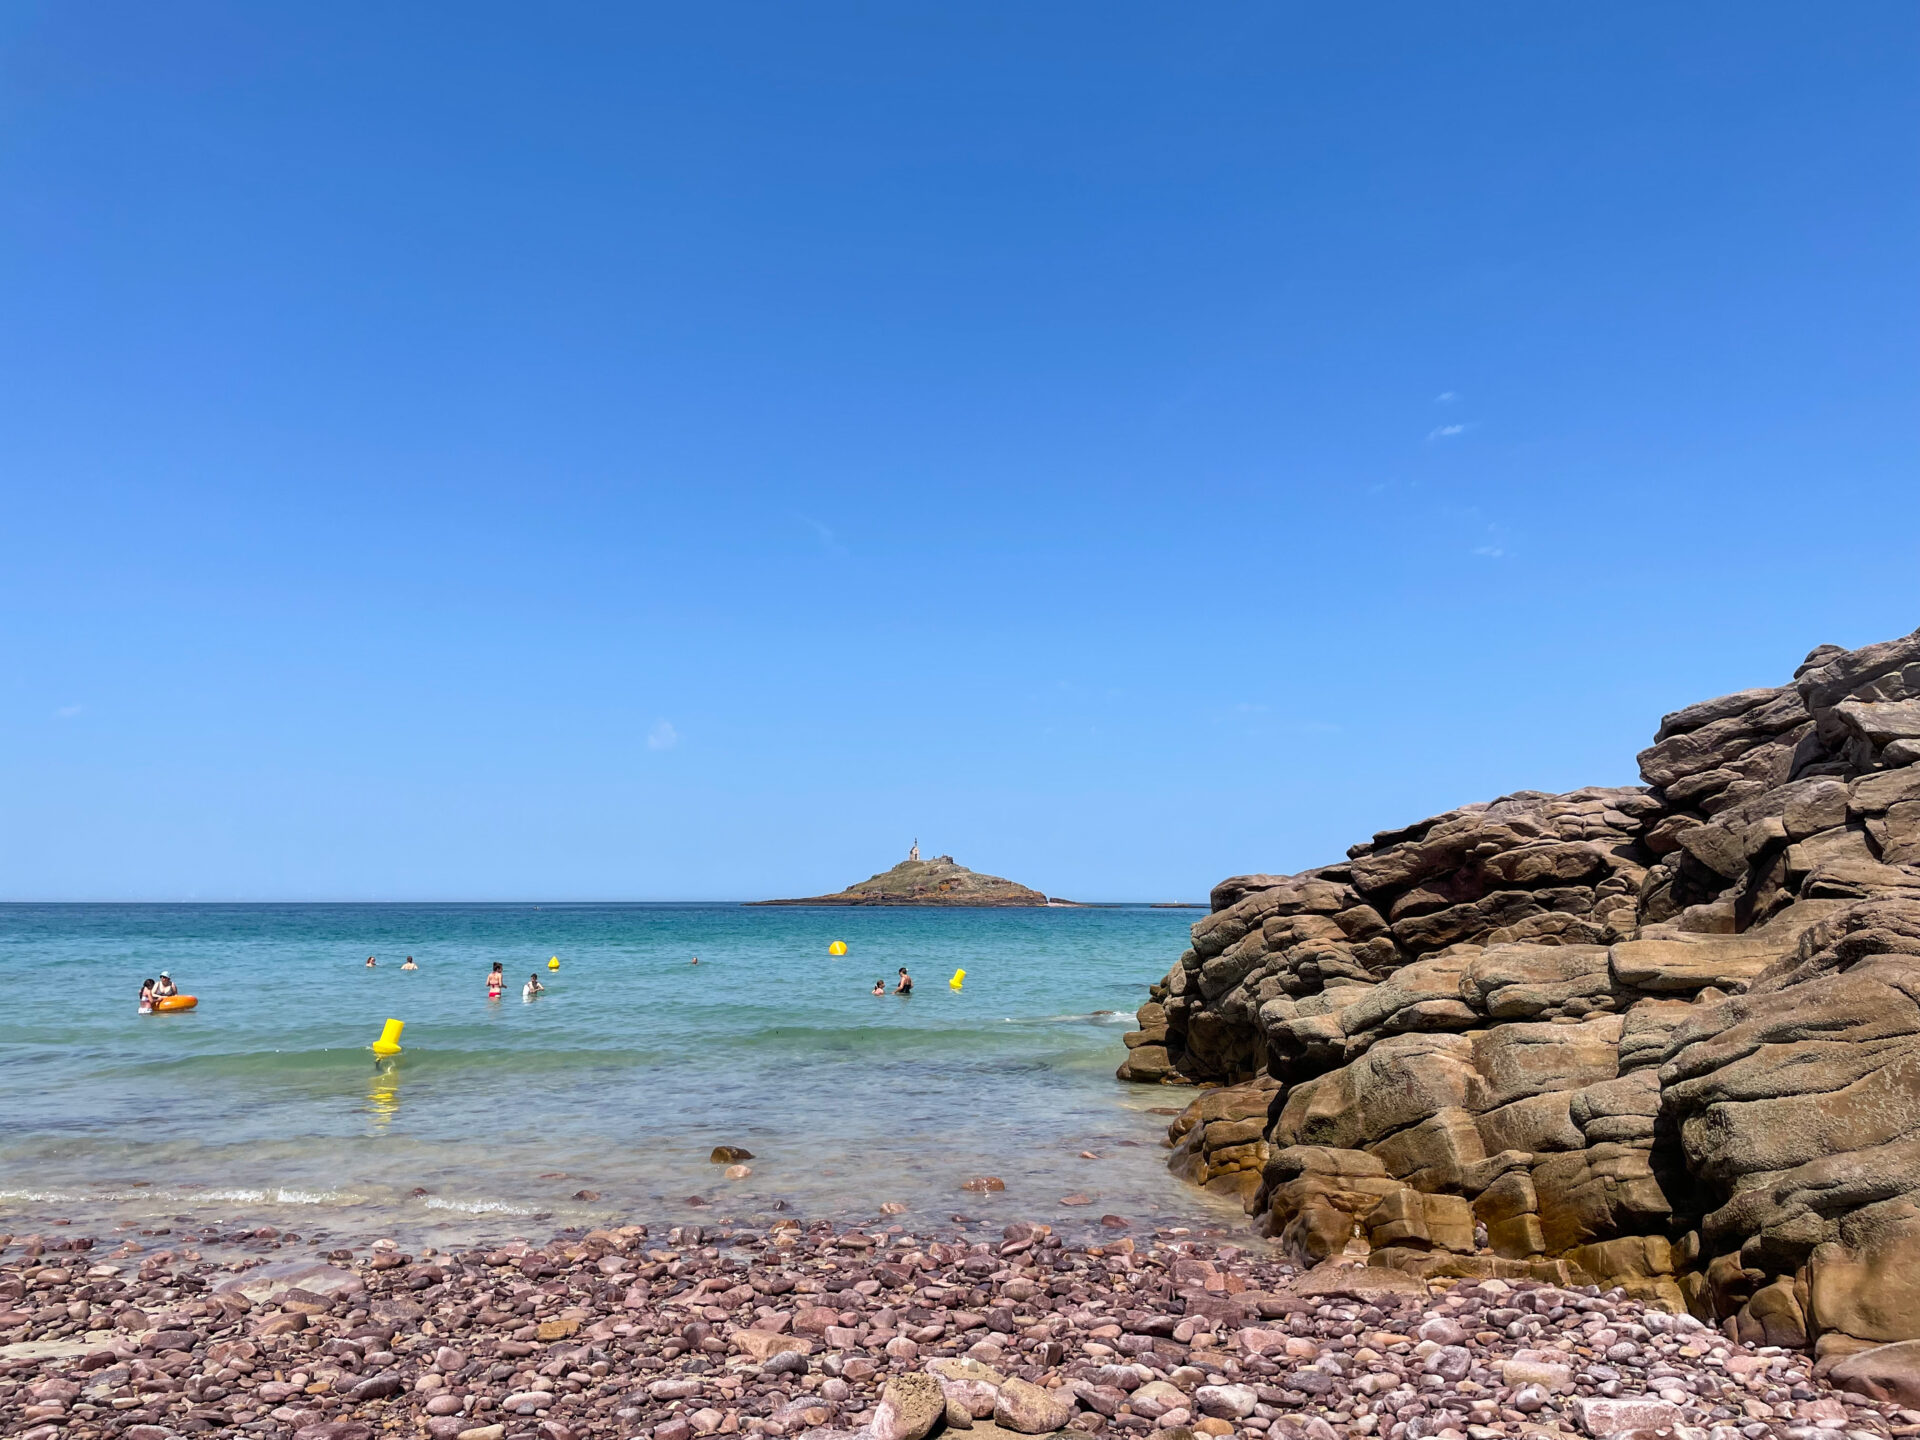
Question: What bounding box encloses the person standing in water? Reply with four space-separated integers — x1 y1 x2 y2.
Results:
139 978 157 1013
155 972 178 998
524 973 545 1000
871 979 885 996
894 967 913 995
487 961 504 1000
401 956 418 970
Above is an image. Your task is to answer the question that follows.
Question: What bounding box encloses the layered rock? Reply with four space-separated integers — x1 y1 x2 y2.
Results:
1121 628 1920 1358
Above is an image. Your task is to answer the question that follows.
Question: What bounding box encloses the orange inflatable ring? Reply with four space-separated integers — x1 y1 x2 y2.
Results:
154 995 197 1011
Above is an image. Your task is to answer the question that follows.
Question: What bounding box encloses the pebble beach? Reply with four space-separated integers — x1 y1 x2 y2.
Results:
6 1213 1913 1440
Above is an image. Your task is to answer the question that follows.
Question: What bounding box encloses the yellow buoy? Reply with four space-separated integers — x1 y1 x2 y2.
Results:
370 1018 404 1057
548 956 560 970
950 968 965 990
828 941 848 956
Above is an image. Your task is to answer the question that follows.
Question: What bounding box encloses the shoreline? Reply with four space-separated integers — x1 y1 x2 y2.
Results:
5 1211 1912 1440
0 1093 1236 1257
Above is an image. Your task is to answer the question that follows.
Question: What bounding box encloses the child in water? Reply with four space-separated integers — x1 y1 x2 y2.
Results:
138 978 156 1014
871 980 885 996
524 973 545 1000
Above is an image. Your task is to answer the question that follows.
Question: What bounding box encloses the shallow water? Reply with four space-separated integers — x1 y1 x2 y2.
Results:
0 903 1232 1245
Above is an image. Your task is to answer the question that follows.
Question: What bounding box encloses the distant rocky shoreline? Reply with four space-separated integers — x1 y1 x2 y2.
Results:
1119 627 1920 1397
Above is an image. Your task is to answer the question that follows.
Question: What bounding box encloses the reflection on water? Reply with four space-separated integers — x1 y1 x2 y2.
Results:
365 1061 401 1130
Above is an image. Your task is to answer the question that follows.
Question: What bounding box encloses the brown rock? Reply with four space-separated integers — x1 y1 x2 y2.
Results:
1571 1396 1682 1437
793 1304 840 1335
731 1329 812 1361
1829 1338 1920 1406
295 1424 374 1440
873 1372 946 1440
994 1376 1075 1434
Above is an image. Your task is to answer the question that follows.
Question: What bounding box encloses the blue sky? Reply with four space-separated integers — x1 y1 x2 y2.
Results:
3 4 1916 901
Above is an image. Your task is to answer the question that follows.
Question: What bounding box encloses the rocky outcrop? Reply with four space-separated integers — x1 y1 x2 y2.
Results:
753 855 1050 906
1120 628 1920 1367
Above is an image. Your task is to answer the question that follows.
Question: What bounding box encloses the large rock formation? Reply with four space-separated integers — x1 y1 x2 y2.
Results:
1120 628 1920 1365
753 854 1050 906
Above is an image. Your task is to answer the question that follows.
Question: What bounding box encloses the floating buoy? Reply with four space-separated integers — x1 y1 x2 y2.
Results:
371 1018 404 1057
828 941 848 956
950 968 965 990
548 956 560 970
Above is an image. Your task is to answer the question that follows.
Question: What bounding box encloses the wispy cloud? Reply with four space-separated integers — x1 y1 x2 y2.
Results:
647 720 679 751
1427 423 1470 441
54 704 84 719
1472 544 1505 559
801 517 848 558
1434 391 1458 403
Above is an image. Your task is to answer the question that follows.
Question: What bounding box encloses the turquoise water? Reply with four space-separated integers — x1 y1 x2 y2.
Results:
0 903 1226 1244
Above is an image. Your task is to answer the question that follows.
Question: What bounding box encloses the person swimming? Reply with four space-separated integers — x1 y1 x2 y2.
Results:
154 972 178 998
524 973 545 1000
138 978 156 1013
895 967 913 995
487 961 504 1000
690 955 699 965
871 980 885 996
401 956 418 971
365 955 377 968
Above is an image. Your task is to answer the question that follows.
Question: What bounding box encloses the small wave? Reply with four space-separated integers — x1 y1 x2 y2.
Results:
0 1188 86 1204
422 1196 537 1215
1001 1011 1134 1026
197 1187 366 1206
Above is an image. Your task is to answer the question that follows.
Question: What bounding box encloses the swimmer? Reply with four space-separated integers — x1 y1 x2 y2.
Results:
894 967 913 996
487 961 505 1000
401 956 418 971
365 955 377 968
155 971 178 999
138 978 156 1013
690 955 699 965
524 973 545 1000
871 980 885 996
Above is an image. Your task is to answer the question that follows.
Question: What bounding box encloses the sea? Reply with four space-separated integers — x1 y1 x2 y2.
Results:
0 903 1238 1248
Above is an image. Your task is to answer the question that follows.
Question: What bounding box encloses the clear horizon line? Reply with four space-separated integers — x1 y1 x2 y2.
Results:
0 896 1208 907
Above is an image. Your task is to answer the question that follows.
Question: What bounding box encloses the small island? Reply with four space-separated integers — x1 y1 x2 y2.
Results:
750 840 1051 906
